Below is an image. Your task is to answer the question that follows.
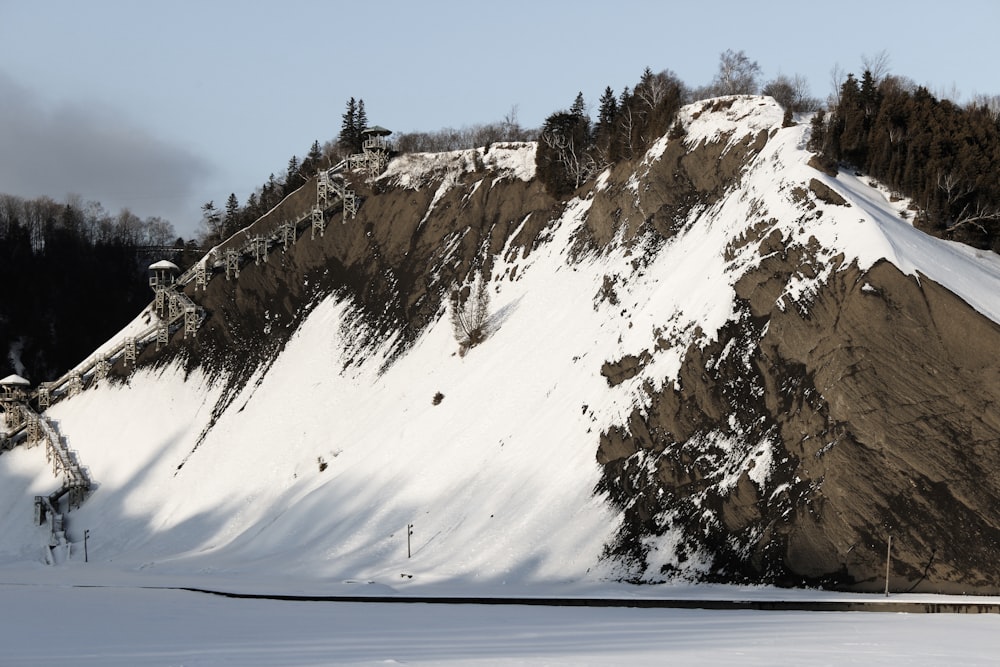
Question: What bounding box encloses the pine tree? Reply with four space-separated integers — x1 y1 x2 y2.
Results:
224 192 240 235
225 192 239 217
597 86 618 133
284 155 303 195
245 192 259 220
594 86 619 159
302 139 323 175
808 109 827 153
308 139 322 163
838 74 868 166
199 200 222 243
339 97 358 153
356 99 368 143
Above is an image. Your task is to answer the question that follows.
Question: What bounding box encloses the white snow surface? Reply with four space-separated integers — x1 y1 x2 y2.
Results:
2 96 1000 663
0 579 998 666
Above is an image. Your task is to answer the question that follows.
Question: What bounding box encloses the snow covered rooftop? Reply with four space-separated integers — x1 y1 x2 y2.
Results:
148 259 179 272
0 374 30 387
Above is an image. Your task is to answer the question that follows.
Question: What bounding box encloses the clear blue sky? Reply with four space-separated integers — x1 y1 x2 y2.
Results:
1 0 997 238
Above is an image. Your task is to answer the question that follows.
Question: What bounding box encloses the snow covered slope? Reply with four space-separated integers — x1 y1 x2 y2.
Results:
3 96 1000 594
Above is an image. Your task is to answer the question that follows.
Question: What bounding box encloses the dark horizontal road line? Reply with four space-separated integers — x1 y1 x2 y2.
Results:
174 588 1000 614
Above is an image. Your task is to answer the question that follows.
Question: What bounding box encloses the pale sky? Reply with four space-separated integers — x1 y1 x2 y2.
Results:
1 0 997 238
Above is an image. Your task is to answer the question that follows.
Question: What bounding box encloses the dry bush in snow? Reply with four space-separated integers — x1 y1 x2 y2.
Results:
449 272 491 355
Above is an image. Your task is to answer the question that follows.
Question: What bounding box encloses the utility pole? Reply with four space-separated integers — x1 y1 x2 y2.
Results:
884 535 892 597
407 524 414 559
84 529 90 564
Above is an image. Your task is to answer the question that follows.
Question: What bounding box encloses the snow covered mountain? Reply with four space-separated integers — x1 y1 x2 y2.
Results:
3 95 1000 595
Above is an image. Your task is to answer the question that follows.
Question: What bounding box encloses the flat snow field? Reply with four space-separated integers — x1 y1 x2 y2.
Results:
1 582 998 666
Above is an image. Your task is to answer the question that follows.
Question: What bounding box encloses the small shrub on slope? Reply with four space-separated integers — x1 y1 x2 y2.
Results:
449 272 491 356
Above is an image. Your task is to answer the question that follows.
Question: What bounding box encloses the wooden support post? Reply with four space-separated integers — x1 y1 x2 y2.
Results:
251 235 267 265
343 191 358 220
280 221 297 251
884 535 892 597
154 288 166 317
225 249 240 280
331 178 346 199
182 300 198 338
156 323 169 349
26 413 39 445
311 206 326 240
167 292 180 321
317 170 330 205
124 338 137 365
34 497 45 526
68 373 82 398
194 261 207 291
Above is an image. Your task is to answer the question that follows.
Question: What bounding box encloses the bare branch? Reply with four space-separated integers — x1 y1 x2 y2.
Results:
861 50 891 84
950 201 1000 234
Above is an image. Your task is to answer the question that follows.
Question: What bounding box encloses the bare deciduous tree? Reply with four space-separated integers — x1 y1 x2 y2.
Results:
938 171 974 206
450 272 491 355
968 94 1000 122
540 127 598 190
617 105 637 158
635 67 679 109
828 63 846 109
861 50 892 84
949 201 1000 234
762 73 820 112
712 49 762 96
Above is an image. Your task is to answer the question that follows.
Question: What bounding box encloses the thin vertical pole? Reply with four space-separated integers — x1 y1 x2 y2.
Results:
407 524 413 559
884 535 892 597
84 529 90 564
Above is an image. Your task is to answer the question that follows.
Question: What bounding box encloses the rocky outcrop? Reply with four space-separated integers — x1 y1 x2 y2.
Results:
598 234 1000 593
145 147 555 384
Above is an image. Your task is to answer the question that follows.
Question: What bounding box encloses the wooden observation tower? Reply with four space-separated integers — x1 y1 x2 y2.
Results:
0 374 30 404
0 374 31 432
149 259 180 317
149 259 200 345
349 125 392 177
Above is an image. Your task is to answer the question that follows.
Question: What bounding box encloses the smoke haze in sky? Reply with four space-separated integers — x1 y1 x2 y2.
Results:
0 70 212 237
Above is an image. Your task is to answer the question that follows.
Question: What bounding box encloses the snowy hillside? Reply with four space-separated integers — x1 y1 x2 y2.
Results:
3 96 1000 594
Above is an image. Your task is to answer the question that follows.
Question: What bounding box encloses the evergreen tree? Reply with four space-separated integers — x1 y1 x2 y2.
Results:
808 109 827 153
338 97 369 154
245 192 259 220
596 87 618 134
225 193 240 221
356 98 368 137
200 200 222 242
339 97 358 154
303 139 323 173
224 193 241 236
536 110 594 196
284 155 303 195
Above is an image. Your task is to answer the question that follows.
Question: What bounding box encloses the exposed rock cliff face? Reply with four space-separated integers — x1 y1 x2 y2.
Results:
598 250 1000 592
110 97 1000 593
583 100 1000 592
149 145 553 380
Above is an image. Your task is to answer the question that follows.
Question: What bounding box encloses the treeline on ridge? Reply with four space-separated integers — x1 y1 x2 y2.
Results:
0 194 193 382
200 98 535 246
810 71 1000 251
534 52 1000 252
